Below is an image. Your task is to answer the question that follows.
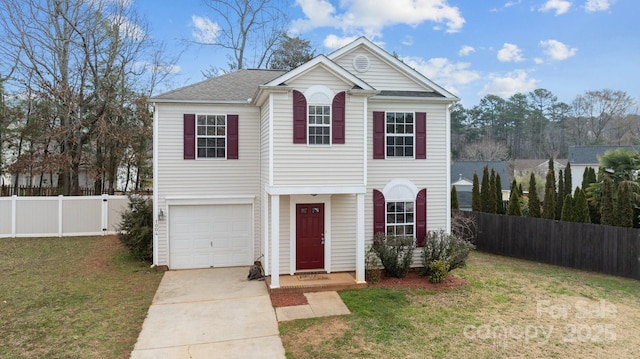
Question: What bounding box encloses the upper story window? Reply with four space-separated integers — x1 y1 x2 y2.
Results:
196 114 226 158
308 105 331 145
386 112 414 157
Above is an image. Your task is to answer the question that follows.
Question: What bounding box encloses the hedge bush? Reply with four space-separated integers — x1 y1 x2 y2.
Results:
118 195 153 261
421 230 474 277
371 233 415 278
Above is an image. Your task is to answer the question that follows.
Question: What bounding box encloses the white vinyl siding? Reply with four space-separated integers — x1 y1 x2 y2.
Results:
154 103 261 267
271 91 366 186
333 47 430 92
330 194 357 272
367 100 449 266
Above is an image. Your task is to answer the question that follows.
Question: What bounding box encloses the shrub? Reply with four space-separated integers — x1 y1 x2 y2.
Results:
421 230 474 277
371 233 415 278
428 260 450 283
365 247 382 283
118 195 153 261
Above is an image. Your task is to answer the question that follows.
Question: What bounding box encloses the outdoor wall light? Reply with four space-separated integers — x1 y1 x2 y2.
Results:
158 209 165 220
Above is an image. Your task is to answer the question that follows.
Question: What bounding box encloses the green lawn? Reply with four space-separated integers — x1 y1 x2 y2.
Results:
0 236 163 358
280 251 640 358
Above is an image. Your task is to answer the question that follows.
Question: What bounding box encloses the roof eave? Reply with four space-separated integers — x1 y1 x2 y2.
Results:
148 98 252 105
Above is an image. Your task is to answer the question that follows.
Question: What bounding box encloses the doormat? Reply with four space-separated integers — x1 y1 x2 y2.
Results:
298 274 330 281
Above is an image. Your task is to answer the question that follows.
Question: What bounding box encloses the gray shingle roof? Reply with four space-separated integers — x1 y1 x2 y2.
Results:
451 161 511 189
150 69 288 102
568 145 639 164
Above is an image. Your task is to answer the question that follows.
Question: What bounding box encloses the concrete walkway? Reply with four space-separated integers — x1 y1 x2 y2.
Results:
275 291 351 322
130 267 285 359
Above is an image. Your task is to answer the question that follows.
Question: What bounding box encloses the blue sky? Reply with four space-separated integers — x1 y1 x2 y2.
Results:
137 0 638 107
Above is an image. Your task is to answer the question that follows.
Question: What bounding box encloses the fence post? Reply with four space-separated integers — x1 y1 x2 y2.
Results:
11 195 17 238
101 194 108 235
58 195 63 237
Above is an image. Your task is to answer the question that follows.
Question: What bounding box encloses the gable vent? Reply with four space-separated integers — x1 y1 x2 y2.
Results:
352 54 370 73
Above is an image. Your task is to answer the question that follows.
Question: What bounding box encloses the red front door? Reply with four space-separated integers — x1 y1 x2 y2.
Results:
296 203 325 270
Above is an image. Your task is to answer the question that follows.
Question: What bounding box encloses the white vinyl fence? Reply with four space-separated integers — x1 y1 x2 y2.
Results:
0 195 130 238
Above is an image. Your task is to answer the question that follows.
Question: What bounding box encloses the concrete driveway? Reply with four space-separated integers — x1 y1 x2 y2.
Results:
130 267 285 358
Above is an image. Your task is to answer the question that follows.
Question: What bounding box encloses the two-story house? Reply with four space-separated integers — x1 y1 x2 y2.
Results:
149 37 458 288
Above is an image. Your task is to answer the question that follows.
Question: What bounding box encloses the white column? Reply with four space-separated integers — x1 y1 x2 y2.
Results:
262 191 269 276
270 194 280 288
58 195 63 237
355 193 365 283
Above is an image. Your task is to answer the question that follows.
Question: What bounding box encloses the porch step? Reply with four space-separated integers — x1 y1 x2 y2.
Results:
265 272 367 294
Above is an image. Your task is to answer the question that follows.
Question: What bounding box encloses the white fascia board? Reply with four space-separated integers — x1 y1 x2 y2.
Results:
369 96 458 104
266 185 366 195
165 195 255 206
147 99 252 105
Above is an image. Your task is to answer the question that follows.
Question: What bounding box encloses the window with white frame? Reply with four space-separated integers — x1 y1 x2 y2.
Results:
386 201 415 237
386 112 414 157
308 105 331 145
196 114 226 158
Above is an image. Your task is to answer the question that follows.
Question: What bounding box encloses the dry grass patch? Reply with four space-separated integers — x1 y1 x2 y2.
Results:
279 251 640 358
0 235 163 358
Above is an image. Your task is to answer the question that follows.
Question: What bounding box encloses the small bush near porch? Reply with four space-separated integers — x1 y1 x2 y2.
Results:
280 251 640 358
0 236 163 358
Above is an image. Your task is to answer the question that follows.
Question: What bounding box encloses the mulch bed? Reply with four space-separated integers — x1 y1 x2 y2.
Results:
269 271 469 307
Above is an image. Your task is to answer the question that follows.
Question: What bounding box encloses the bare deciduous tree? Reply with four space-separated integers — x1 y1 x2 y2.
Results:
460 137 510 161
198 0 288 71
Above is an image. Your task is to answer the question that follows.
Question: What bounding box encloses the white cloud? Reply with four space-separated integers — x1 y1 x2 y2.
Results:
109 15 145 41
459 45 475 56
534 57 545 64
504 0 522 7
402 56 481 95
323 34 360 49
292 0 465 37
479 70 538 98
540 39 577 60
191 15 220 44
401 36 414 46
585 0 612 12
539 0 572 15
497 43 524 62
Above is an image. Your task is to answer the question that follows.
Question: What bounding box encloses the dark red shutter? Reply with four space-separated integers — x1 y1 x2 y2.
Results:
293 90 307 144
373 189 386 235
373 111 385 159
227 114 238 159
416 188 427 246
332 91 345 144
183 114 196 160
416 112 426 159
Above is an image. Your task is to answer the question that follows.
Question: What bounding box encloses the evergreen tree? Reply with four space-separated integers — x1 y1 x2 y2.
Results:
472 173 481 212
556 170 565 220
616 182 634 227
506 189 522 216
600 175 615 226
583 167 600 224
564 162 572 194
488 169 497 214
561 194 574 222
542 158 556 219
574 187 590 223
495 173 504 214
451 186 459 210
518 183 524 196
528 172 541 218
481 166 491 212
511 179 517 193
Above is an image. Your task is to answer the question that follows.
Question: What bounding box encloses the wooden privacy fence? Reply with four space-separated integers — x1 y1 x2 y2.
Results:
0 195 130 238
467 212 640 280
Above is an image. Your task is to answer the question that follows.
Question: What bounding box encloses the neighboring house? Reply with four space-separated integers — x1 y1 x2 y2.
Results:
568 145 638 190
149 37 458 288
513 159 567 179
451 161 511 210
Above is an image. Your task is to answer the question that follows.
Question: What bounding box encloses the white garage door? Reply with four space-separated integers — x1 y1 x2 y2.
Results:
169 204 252 269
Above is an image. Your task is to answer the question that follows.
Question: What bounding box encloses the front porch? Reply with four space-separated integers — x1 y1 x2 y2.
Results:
265 272 367 294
